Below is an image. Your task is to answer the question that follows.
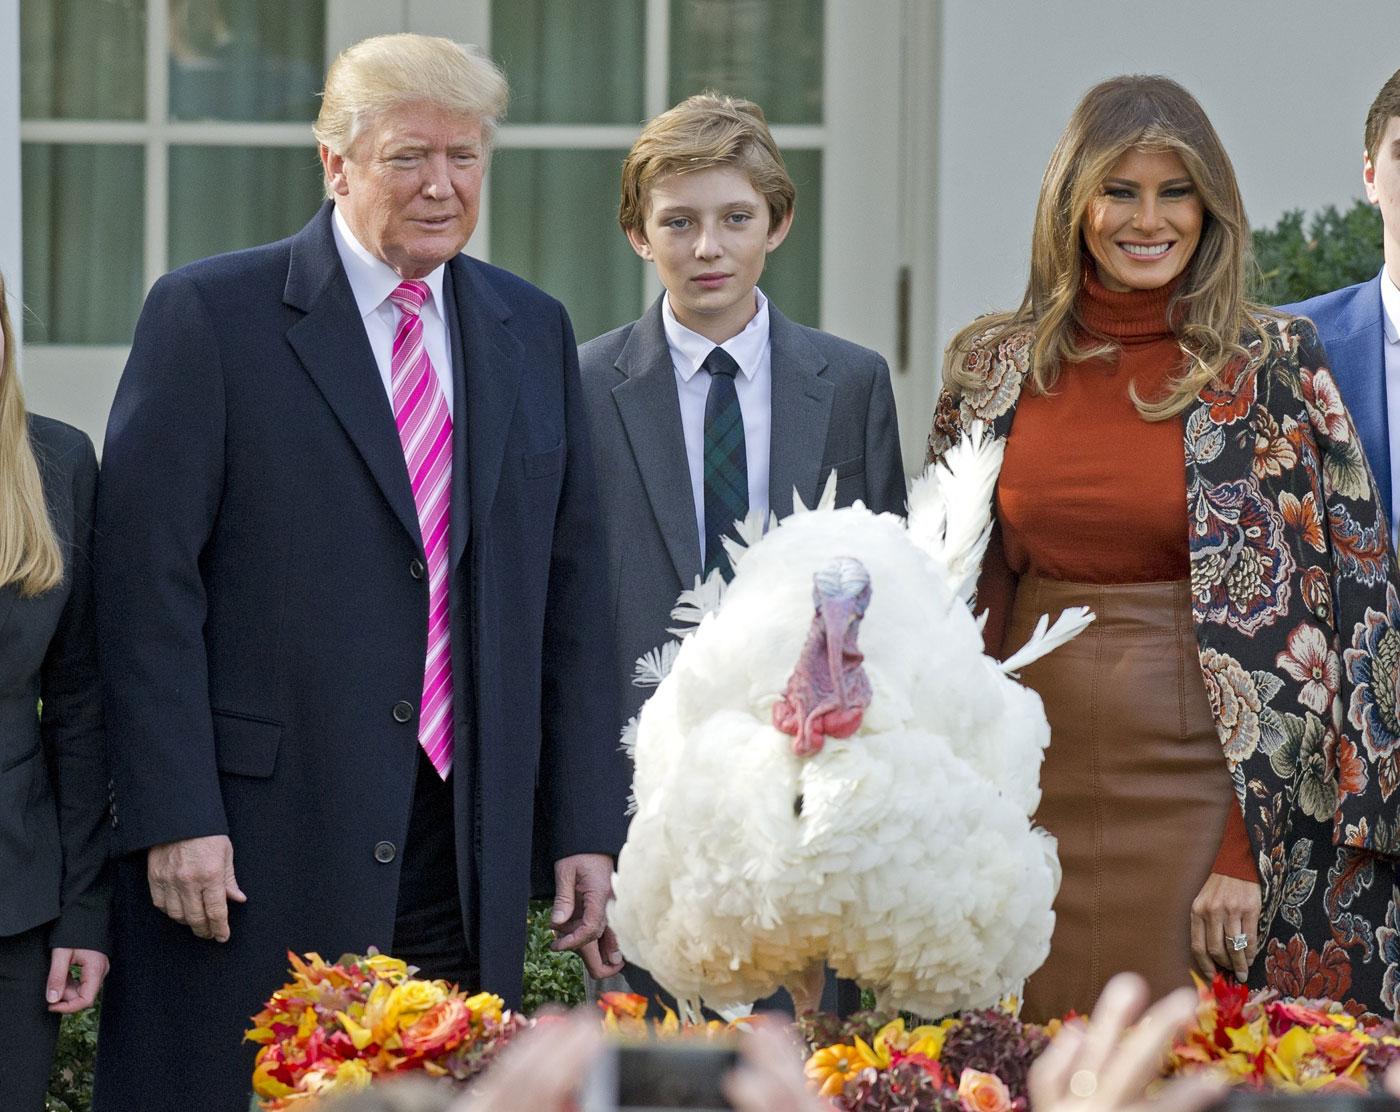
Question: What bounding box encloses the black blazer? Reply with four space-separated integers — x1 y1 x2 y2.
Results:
0 414 108 951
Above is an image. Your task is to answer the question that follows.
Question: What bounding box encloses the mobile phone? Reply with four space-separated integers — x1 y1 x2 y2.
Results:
578 1039 739 1111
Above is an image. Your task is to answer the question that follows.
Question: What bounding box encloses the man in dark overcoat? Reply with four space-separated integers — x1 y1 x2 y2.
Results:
92 33 627 1111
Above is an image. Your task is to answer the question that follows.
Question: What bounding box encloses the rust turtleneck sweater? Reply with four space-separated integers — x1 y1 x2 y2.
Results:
994 267 1254 882
996 270 1190 581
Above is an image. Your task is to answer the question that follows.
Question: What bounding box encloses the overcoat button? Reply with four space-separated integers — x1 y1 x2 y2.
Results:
409 558 425 580
373 841 396 864
393 701 414 723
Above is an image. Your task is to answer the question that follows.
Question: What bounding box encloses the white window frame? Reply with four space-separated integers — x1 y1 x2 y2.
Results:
16 0 930 468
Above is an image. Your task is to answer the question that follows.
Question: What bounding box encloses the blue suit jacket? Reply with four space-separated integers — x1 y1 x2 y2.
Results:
93 203 627 1111
1283 271 1391 513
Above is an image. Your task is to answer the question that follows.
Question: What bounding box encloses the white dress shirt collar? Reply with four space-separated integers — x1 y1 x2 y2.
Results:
332 205 447 321
1381 267 1400 346
661 288 770 380
330 205 454 410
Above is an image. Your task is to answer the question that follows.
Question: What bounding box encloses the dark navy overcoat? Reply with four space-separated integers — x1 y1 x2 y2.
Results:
92 204 626 1111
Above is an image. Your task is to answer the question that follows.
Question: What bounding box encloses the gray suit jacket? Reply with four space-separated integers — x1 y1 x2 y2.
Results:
0 415 109 949
579 297 906 728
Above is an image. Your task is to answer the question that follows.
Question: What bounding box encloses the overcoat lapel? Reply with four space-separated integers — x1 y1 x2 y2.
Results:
450 257 522 571
768 307 834 516
610 300 701 584
284 205 423 549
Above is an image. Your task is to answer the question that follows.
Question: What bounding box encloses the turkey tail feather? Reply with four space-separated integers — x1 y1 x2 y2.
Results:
906 421 1003 605
999 606 1095 674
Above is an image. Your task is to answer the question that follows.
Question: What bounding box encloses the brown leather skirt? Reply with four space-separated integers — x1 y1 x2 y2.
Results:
1007 575 1235 1022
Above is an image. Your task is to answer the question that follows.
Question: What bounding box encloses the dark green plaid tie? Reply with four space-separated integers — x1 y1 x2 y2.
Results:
701 346 748 579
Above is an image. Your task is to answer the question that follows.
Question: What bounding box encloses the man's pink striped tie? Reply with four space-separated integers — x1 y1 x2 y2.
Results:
389 280 454 779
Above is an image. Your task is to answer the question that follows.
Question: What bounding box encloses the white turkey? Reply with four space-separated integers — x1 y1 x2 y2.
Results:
608 423 1092 1020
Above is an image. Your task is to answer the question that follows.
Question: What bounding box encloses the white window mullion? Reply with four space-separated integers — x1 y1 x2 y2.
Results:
640 0 669 311
644 0 670 119
144 0 170 290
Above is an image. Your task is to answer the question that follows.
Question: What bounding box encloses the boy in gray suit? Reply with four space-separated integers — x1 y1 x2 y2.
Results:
578 92 905 1013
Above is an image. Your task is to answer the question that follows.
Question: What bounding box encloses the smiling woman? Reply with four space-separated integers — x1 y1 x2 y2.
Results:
927 74 1400 1023
1082 148 1203 293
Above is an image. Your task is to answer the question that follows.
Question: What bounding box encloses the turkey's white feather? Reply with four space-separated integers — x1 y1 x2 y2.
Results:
907 420 1003 606
668 572 727 638
633 641 681 689
999 606 1096 675
612 424 1087 1017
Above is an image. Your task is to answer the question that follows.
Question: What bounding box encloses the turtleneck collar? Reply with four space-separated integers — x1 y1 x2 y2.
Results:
1077 264 1184 342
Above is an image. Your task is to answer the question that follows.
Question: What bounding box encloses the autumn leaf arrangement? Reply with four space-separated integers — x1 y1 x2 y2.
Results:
799 1004 1050 1112
246 954 1400 1110
247 950 529 1108
1171 972 1400 1094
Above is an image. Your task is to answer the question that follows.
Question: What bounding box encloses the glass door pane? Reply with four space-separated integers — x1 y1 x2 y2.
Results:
169 0 326 121
21 0 147 119
489 149 642 343
22 144 146 343
491 0 645 124
759 148 821 327
669 0 823 123
168 146 326 268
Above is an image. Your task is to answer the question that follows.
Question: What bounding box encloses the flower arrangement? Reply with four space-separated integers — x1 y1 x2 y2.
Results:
1171 973 1400 1094
595 990 746 1039
799 1006 1049 1112
247 951 529 1108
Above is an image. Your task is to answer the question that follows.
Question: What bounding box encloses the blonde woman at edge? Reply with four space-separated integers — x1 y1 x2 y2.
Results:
929 76 1400 1020
0 274 110 1109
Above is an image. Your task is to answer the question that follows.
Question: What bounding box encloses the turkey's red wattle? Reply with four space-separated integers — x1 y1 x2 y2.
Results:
772 580 873 757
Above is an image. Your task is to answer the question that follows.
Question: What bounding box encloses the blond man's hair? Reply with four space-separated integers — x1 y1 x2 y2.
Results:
314 33 509 194
0 275 63 596
944 74 1271 422
618 92 795 236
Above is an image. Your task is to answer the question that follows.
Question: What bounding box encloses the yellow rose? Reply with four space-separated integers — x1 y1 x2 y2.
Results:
958 1069 1012 1112
465 991 504 1024
365 954 410 982
390 979 449 1020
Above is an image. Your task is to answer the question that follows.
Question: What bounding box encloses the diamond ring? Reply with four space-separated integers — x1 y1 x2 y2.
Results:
1230 932 1249 952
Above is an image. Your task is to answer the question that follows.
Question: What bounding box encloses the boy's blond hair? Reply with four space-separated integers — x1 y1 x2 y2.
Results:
618 92 795 236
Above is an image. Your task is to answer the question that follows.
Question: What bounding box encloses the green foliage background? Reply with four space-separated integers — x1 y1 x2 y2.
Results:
41 197 1386 1110
1248 199 1383 304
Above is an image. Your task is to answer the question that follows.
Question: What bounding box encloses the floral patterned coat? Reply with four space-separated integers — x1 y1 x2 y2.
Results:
928 314 1400 1017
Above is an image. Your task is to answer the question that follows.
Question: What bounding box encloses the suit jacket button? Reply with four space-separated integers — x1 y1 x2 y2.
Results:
409 558 426 580
373 841 396 864
393 701 415 723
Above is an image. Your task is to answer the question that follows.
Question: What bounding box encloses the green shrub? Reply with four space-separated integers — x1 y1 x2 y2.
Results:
1250 198 1384 304
47 1004 99 1112
523 899 587 1012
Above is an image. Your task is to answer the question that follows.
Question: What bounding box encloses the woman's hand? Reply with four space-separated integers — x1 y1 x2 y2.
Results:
1029 972 1225 1112
1189 872 1261 982
46 947 109 1013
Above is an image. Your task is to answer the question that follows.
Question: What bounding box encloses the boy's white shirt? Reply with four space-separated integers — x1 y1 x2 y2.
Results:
660 288 773 553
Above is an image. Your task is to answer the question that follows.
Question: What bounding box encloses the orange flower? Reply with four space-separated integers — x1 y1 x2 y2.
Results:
598 991 649 1019
958 1068 1013 1112
401 997 474 1056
